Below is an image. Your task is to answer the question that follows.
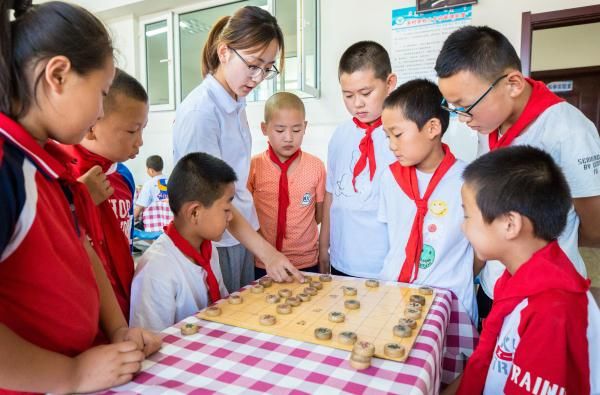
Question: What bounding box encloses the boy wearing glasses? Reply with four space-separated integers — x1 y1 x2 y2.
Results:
435 26 600 318
378 79 477 324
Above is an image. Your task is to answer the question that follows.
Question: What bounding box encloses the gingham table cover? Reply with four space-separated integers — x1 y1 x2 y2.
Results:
102 288 477 395
141 200 174 232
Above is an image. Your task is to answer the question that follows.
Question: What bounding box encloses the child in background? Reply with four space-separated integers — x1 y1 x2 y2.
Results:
435 26 600 318
173 5 302 289
248 92 325 278
378 79 476 323
445 146 600 395
319 41 397 277
130 153 231 331
134 154 168 221
62 68 147 319
0 2 159 393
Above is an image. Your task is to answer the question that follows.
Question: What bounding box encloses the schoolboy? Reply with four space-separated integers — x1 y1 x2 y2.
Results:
445 146 600 395
134 154 168 221
319 41 397 277
248 92 325 278
130 153 231 331
378 79 476 322
435 26 600 304
62 69 147 318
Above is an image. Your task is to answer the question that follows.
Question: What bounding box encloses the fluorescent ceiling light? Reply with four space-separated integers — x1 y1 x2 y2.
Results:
145 26 167 37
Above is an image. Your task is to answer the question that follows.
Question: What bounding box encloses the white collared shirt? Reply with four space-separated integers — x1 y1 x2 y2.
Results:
129 233 229 331
172 74 259 247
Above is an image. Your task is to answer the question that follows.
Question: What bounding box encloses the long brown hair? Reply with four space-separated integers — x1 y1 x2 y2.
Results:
0 1 113 118
201 6 284 78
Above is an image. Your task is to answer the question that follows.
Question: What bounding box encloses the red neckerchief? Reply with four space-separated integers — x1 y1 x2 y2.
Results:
457 241 590 394
267 144 301 251
390 144 456 283
164 221 221 303
352 117 382 192
0 113 100 249
61 144 134 317
488 78 564 150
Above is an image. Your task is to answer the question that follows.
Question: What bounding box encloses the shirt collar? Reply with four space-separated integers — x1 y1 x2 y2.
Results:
205 74 246 114
0 112 66 179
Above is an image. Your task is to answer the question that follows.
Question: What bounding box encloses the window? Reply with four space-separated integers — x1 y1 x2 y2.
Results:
141 0 319 110
141 14 175 111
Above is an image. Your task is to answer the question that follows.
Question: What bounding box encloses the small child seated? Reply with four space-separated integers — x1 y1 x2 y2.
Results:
450 146 600 394
130 152 232 331
134 154 169 224
248 92 325 277
378 79 476 323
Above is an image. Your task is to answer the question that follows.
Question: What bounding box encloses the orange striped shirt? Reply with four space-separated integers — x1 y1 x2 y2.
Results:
248 151 326 269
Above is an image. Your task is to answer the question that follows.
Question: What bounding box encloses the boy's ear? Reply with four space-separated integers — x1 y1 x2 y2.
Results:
44 55 72 94
303 120 308 131
260 122 268 136
502 211 523 241
426 118 443 140
506 71 527 99
182 201 204 224
386 73 398 94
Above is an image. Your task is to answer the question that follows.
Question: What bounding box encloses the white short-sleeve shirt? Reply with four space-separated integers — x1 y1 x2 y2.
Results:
326 119 396 278
172 74 258 247
136 175 168 208
378 160 477 323
129 233 229 331
478 102 600 298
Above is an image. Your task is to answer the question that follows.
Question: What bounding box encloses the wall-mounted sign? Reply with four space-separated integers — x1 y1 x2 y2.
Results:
417 0 477 14
547 80 573 93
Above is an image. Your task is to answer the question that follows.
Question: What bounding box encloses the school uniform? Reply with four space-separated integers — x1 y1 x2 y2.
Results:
378 156 477 323
478 79 600 299
248 149 326 270
130 229 229 331
61 144 135 319
173 74 258 291
136 174 168 208
0 113 100 360
458 241 600 395
326 118 396 278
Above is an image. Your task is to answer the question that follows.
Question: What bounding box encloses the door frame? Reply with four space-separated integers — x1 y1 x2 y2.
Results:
521 5 600 76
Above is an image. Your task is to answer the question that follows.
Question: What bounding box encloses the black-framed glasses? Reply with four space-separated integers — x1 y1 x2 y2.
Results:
441 74 508 117
230 47 280 81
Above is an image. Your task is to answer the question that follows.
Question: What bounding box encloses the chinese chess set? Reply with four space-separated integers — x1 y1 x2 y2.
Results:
194 274 435 365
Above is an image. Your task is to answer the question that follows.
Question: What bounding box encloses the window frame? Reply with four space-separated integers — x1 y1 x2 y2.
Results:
140 0 320 111
139 12 176 111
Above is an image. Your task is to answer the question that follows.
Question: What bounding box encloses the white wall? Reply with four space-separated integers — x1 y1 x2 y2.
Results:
99 0 600 184
532 22 600 71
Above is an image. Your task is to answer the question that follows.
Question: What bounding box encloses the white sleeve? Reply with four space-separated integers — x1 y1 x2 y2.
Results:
130 260 178 331
550 110 600 198
136 180 153 207
173 108 222 163
326 129 339 194
377 171 390 224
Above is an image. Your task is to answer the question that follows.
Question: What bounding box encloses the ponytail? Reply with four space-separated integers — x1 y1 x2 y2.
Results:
201 16 230 78
0 1 113 119
200 6 285 78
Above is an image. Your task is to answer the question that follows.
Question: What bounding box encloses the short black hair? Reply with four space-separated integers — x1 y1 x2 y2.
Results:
104 68 148 115
435 26 521 82
463 146 571 241
168 152 237 215
383 79 449 134
338 41 391 81
146 155 163 172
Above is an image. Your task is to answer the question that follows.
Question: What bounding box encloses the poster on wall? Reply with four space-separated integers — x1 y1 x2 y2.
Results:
391 5 472 85
417 0 477 14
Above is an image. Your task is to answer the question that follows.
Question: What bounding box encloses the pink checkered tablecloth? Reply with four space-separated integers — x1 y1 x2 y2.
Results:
141 200 173 232
102 288 477 395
